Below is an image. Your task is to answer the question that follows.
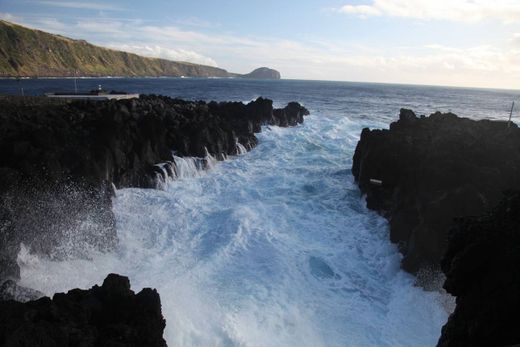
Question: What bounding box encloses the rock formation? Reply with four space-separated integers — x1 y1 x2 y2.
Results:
0 95 309 285
352 109 520 346
352 109 520 273
241 67 281 80
0 273 167 346
437 191 520 347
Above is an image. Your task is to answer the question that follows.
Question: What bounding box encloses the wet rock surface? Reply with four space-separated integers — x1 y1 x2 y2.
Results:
0 95 309 283
0 273 167 346
0 279 43 302
352 109 520 273
437 191 520 347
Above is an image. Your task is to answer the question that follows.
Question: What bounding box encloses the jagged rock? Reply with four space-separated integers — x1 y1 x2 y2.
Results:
0 273 166 346
0 279 43 302
437 191 520 347
0 95 308 284
352 109 520 273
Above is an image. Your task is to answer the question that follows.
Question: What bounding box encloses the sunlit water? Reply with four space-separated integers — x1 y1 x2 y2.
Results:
7 78 519 347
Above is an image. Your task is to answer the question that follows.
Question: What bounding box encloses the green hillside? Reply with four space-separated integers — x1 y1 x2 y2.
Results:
0 20 237 78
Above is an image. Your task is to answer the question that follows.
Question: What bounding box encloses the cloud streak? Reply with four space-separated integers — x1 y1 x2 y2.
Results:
108 43 218 67
337 0 520 23
37 1 122 11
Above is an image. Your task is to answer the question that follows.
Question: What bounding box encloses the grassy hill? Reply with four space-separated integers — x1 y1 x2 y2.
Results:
0 20 238 78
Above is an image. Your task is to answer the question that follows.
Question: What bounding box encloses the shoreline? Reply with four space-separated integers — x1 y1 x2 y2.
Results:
352 109 520 345
0 94 518 345
0 94 308 344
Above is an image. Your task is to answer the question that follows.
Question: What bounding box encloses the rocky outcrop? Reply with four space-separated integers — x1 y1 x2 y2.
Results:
0 95 309 284
241 67 281 80
0 273 167 346
437 191 520 347
352 109 520 273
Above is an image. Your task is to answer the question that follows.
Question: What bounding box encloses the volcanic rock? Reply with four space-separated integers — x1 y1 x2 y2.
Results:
352 109 520 273
0 273 167 346
437 191 520 347
0 95 309 284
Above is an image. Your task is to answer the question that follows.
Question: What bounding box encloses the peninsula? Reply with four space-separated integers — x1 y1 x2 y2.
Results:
0 20 281 79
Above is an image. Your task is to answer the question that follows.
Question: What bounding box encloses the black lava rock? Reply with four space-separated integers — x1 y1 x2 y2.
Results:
437 191 520 347
0 273 167 346
0 94 308 283
352 109 520 273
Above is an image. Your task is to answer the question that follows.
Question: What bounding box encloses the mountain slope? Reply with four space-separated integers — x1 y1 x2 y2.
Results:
0 20 279 78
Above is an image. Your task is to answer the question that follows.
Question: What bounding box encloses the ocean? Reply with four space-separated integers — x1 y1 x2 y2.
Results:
2 78 519 346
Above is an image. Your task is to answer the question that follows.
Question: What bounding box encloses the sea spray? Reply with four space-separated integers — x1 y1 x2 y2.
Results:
18 112 452 347
236 140 248 155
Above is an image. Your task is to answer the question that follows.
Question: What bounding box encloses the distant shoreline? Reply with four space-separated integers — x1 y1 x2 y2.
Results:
1 76 518 93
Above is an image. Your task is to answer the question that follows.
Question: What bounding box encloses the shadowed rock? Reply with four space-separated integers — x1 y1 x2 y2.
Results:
0 95 309 284
437 191 520 347
0 273 167 346
352 109 520 273
0 279 43 302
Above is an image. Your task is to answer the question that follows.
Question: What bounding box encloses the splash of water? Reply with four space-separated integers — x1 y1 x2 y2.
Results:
17 112 452 347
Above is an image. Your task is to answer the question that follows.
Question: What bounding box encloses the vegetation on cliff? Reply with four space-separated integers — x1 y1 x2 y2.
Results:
0 20 281 79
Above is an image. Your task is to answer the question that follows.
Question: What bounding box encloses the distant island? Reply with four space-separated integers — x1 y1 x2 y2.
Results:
0 20 281 79
242 67 281 80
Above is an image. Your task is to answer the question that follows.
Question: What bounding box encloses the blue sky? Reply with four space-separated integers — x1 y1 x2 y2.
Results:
1 0 520 89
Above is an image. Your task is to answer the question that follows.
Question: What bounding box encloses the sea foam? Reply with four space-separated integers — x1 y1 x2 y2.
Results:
18 111 452 346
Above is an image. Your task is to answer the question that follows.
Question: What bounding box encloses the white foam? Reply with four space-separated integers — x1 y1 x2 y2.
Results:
236 140 248 155
18 112 451 346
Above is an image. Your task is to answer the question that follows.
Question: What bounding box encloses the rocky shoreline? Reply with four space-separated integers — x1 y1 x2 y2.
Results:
3 98 517 345
352 109 520 345
0 274 167 346
0 95 308 345
438 191 520 347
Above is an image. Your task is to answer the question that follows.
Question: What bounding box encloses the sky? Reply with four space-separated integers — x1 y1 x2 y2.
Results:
1 0 520 89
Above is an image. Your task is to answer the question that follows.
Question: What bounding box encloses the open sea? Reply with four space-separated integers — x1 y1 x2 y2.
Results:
2 78 519 346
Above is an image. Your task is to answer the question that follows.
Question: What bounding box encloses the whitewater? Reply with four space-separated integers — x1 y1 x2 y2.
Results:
6 78 518 347
16 110 448 347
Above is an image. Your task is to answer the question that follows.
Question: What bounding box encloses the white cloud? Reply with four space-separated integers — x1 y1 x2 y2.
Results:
76 20 125 35
172 17 220 29
37 1 122 11
35 17 68 31
512 33 520 47
108 44 218 67
0 12 19 22
337 0 520 23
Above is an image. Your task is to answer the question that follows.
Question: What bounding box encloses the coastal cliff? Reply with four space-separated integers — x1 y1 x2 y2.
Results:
0 20 280 79
352 109 520 345
352 109 520 273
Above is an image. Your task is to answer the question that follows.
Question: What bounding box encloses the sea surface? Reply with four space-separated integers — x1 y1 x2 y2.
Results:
2 78 519 347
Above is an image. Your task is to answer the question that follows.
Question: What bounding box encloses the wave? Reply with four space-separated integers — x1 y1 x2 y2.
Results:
17 114 451 346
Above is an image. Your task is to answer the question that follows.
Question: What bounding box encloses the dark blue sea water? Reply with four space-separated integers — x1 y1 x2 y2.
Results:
6 78 520 347
2 77 519 123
